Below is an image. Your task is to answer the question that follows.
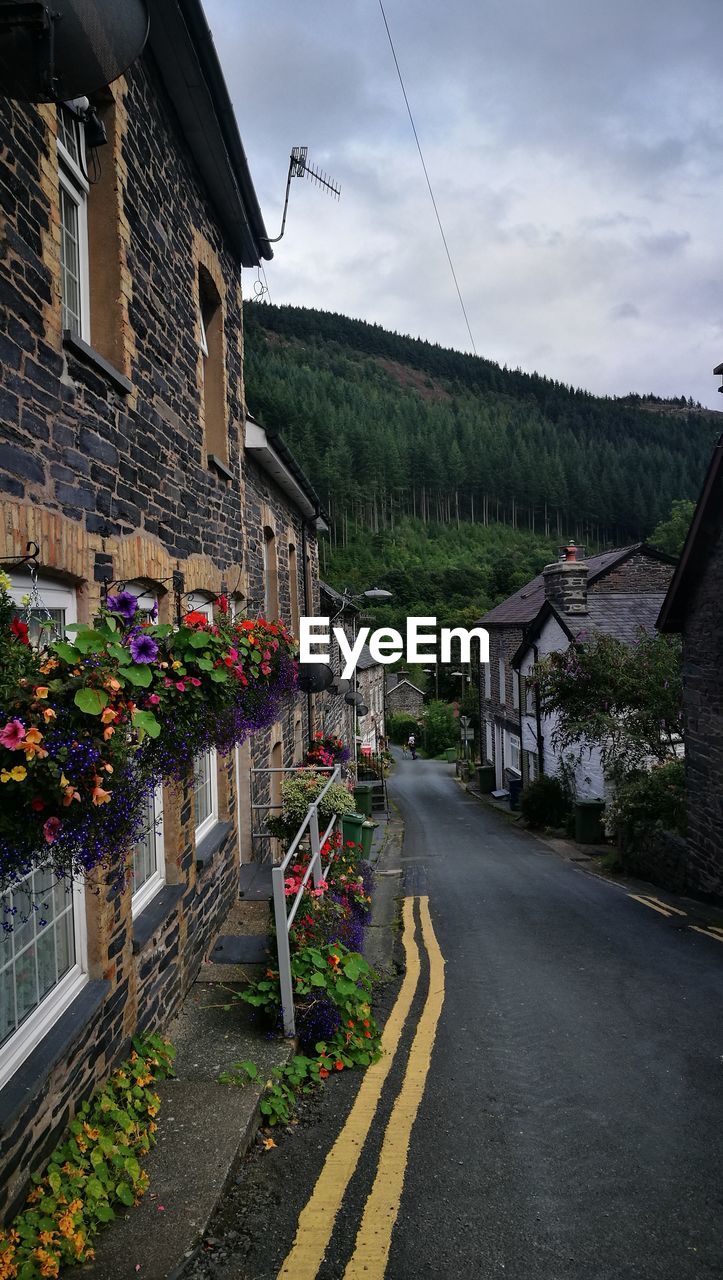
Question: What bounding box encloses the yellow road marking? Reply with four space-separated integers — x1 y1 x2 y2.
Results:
690 925 723 945
628 894 672 918
277 896 422 1279
643 896 687 917
343 897 446 1279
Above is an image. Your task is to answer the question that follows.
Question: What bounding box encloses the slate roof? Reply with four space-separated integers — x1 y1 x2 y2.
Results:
478 543 654 628
356 643 379 671
512 593 667 667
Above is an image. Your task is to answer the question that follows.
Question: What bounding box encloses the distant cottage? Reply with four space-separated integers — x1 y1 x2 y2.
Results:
386 672 425 718
478 544 675 795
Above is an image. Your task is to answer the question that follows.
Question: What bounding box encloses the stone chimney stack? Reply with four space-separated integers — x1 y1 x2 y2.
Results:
542 543 588 615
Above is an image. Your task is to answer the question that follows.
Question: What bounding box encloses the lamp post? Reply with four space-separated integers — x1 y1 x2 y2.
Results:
423 666 440 700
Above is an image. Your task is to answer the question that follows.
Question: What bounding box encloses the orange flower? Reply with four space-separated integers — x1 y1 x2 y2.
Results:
319 1067 329 1078
42 707 56 723
100 707 116 725
106 678 121 692
91 784 112 806
102 726 114 740
39 658 58 674
34 686 49 700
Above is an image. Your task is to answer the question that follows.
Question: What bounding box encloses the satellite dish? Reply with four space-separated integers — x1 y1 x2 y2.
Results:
357 704 369 717
0 0 150 102
297 663 334 694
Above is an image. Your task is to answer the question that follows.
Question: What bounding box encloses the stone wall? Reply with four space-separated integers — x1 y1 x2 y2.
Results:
594 552 673 594
0 60 315 1216
678 522 723 900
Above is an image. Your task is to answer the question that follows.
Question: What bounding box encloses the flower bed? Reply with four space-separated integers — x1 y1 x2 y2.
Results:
0 576 297 919
0 1033 174 1279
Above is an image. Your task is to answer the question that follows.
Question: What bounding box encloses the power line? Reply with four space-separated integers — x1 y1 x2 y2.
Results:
378 0 477 356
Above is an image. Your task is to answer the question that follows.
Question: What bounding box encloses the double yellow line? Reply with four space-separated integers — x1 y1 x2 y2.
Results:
278 895 445 1280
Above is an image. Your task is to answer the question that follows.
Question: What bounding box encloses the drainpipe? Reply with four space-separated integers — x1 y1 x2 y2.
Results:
301 520 314 750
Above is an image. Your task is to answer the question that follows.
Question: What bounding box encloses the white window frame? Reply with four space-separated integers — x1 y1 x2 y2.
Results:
187 594 219 841
1 576 87 1089
508 734 522 775
57 107 90 340
498 657 506 706
122 580 158 623
131 786 165 917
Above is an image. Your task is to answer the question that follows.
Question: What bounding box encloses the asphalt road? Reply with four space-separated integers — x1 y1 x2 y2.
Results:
384 756 723 1279
184 757 723 1280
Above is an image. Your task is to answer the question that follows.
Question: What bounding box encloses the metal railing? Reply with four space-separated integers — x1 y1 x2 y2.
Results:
271 764 344 1037
249 764 334 858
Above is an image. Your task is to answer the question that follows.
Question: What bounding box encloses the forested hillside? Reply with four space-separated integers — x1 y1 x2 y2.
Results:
243 301 719 546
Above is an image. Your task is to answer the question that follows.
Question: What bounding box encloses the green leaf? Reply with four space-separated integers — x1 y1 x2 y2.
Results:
116 1181 134 1207
52 641 80 663
188 630 211 648
123 664 153 687
74 687 109 715
132 709 161 739
47 1169 61 1193
74 628 109 654
210 669 228 682
196 657 214 671
86 1176 105 1199
108 643 132 665
95 1202 115 1222
309 972 327 987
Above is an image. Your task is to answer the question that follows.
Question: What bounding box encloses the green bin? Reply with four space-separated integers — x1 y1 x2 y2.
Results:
478 764 495 794
342 812 365 847
354 782 373 817
446 747 457 763
574 799 606 844
361 819 378 860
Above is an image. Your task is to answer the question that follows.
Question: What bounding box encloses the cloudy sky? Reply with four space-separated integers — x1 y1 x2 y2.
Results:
206 0 723 408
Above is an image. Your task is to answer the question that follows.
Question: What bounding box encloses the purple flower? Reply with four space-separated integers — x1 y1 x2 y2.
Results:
130 633 159 664
107 591 139 622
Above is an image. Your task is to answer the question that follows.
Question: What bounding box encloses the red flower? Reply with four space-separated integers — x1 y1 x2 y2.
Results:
31 797 45 812
335 1061 344 1071
10 617 29 645
319 1067 329 1078
216 594 229 614
183 611 208 628
43 816 62 844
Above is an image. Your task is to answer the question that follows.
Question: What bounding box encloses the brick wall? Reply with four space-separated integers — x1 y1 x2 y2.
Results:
594 552 672 594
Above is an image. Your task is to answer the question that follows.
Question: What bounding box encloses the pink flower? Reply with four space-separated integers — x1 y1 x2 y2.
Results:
261 664 272 675
148 694 161 705
189 677 201 687
43 816 62 844
175 681 186 692
0 719 26 750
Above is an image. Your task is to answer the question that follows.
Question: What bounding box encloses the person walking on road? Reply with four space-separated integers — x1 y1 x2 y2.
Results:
408 733 417 760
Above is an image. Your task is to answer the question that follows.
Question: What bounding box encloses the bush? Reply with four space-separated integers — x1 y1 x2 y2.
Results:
520 774 571 830
422 701 457 756
387 713 419 745
610 759 686 848
267 768 356 842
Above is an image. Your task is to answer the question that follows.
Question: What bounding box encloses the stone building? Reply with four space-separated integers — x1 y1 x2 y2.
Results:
356 643 386 752
512 546 674 799
386 672 425 718
0 5 322 1217
477 544 675 791
658 435 723 900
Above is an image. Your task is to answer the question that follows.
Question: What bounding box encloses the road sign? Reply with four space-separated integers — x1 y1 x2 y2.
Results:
460 715 470 727
460 727 474 741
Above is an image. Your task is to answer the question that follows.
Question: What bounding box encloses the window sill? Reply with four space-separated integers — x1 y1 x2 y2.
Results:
196 819 233 870
132 883 185 955
63 329 132 395
207 453 234 482
0 980 110 1132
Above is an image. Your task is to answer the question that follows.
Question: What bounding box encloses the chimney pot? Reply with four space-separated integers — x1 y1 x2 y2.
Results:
543 554 588 615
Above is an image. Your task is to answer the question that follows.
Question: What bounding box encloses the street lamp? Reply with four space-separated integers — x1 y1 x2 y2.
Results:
423 666 440 700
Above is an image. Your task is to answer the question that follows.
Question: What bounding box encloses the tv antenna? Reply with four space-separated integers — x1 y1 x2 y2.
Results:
266 146 340 245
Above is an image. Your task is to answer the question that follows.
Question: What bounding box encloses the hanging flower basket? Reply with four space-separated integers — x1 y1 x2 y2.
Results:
0 576 297 919
304 731 350 768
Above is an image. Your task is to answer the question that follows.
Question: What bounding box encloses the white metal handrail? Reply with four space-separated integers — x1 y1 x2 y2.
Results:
271 765 345 1037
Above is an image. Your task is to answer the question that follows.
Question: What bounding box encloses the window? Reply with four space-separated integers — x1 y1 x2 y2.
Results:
263 527 278 620
131 788 165 916
498 657 506 706
187 594 219 840
484 662 491 701
57 106 90 339
198 266 227 466
1 576 86 1087
486 721 493 763
508 734 521 774
513 671 520 710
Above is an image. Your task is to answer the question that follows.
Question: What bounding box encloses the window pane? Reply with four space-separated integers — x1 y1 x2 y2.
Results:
60 186 81 332
193 752 212 829
133 792 159 894
58 108 80 165
0 864 77 1050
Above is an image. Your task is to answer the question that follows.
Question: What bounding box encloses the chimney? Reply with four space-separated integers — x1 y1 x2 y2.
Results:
542 543 588 615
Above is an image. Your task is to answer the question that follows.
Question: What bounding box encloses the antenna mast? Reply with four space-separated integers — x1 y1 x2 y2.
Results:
266 146 341 245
